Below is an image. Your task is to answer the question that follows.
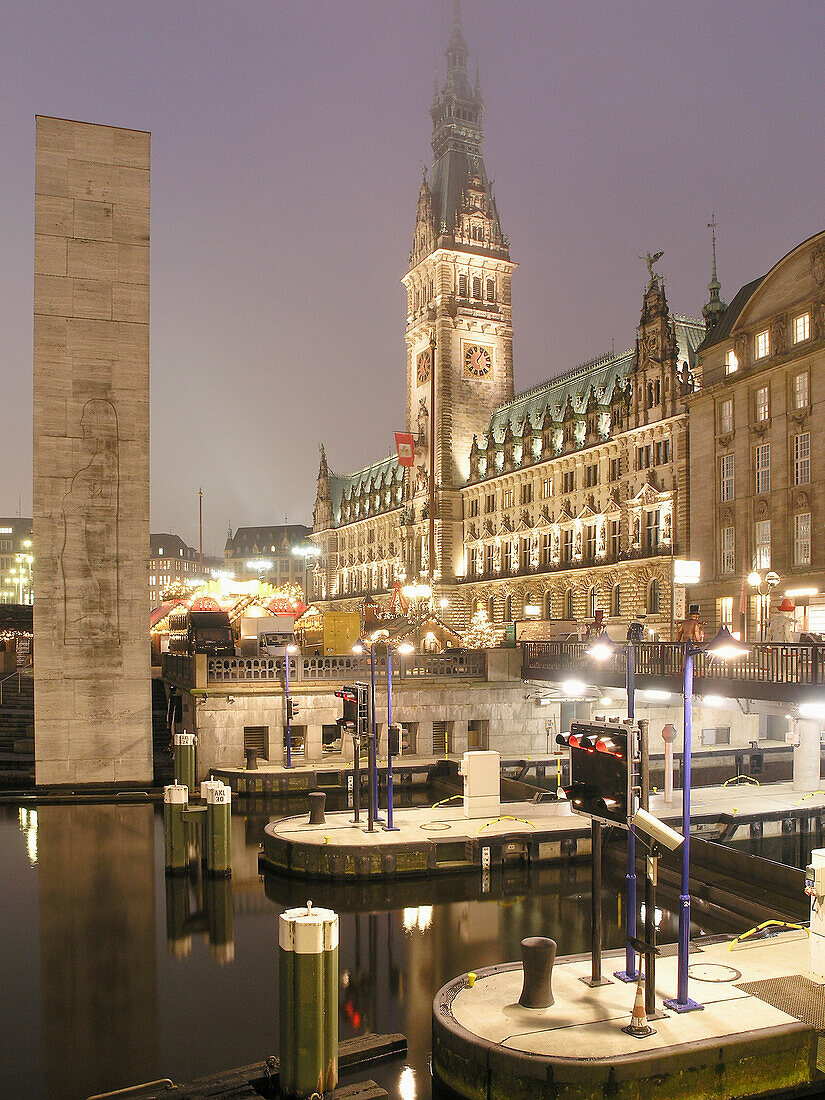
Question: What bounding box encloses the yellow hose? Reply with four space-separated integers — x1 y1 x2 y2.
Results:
728 919 808 949
431 794 464 809
723 774 759 787
477 816 536 834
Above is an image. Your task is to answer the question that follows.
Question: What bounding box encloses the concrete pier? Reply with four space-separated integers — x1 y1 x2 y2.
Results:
432 933 822 1099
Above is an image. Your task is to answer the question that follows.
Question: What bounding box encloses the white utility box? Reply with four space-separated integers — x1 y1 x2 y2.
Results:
460 750 500 819
808 847 825 980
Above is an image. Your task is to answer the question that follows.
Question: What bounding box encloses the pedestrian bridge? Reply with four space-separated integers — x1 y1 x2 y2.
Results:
522 640 825 704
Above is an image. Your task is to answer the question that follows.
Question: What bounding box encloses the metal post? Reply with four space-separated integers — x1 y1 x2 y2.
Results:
428 332 437 584
385 645 398 831
665 645 703 1012
367 648 376 833
582 819 610 986
616 639 638 982
285 651 292 769
351 730 361 824
639 719 659 1020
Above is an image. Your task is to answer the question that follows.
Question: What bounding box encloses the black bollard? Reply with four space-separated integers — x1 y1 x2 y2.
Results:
245 747 258 770
518 936 556 1008
308 790 327 825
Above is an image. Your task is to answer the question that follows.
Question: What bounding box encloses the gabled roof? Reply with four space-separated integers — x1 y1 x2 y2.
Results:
329 453 403 526
225 524 312 556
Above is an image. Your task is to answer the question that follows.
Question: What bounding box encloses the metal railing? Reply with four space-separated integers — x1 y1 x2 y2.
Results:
522 640 825 688
0 661 32 706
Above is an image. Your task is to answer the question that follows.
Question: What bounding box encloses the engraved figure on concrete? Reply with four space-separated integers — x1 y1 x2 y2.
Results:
60 398 120 643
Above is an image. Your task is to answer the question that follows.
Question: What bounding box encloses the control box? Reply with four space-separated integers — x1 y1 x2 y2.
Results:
460 750 500 819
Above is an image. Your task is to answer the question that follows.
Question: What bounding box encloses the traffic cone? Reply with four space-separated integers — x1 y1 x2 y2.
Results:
622 974 656 1038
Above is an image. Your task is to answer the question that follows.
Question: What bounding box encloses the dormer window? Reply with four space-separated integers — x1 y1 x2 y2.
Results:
755 329 770 360
725 349 739 375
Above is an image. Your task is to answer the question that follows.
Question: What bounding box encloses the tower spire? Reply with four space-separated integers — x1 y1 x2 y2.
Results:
702 213 727 332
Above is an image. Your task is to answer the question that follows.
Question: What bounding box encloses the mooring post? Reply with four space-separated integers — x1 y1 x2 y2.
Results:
279 902 339 1099
163 783 189 874
173 731 196 792
205 782 232 876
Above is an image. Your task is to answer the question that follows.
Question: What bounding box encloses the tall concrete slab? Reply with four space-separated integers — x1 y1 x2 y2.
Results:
33 116 151 784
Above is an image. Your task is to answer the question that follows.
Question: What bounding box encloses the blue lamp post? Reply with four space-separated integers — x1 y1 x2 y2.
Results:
353 637 382 831
586 619 644 983
284 643 298 769
664 624 748 1012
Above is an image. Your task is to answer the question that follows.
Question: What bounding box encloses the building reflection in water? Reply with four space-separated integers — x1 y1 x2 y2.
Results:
36 803 156 1100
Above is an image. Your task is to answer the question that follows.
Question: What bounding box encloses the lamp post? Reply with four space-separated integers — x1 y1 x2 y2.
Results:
586 618 643 983
292 543 322 607
664 626 748 1013
353 639 381 831
284 642 298 769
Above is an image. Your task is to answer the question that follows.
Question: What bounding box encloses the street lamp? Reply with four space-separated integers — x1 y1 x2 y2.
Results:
664 625 748 1013
748 570 781 640
292 543 322 606
284 642 298 769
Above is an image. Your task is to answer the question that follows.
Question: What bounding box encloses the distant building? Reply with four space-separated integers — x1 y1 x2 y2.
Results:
0 518 33 604
149 533 220 608
223 524 314 592
689 230 825 638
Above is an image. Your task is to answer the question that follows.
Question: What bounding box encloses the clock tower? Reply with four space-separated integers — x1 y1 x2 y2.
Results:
402 4 515 586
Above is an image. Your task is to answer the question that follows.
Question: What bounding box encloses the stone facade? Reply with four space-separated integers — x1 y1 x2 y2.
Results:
689 230 825 637
33 116 152 784
311 15 703 637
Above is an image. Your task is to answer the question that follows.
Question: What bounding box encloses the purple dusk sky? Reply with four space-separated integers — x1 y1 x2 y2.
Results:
1 1 824 554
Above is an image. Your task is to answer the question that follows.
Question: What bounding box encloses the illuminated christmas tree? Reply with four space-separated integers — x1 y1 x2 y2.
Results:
462 601 504 649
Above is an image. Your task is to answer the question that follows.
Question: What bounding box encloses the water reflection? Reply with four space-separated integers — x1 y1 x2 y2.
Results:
0 796 730 1100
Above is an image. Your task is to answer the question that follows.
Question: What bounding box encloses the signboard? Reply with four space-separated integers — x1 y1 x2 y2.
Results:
673 559 701 585
673 585 686 621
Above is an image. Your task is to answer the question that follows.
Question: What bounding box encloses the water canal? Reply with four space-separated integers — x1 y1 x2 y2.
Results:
0 796 805 1100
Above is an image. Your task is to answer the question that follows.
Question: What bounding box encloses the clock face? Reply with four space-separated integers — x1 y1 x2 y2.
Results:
416 348 432 386
464 343 492 378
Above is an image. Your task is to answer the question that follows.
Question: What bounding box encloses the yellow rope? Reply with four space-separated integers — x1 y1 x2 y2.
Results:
728 919 809 949
431 794 464 809
477 816 536 834
723 774 760 787
796 791 825 805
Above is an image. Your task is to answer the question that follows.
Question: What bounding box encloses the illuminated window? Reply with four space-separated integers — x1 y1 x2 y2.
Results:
794 432 810 485
542 477 553 498
721 527 735 574
755 385 769 422
794 371 809 410
502 487 514 509
719 398 733 434
755 520 771 569
794 313 810 344
754 330 770 360
725 349 739 374
795 513 811 566
720 596 734 630
720 454 734 502
755 443 770 494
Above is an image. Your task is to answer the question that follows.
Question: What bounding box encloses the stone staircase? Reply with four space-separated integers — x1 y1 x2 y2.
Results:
0 668 34 786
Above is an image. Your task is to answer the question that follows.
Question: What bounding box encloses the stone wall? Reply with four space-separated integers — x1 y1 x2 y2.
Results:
33 117 152 784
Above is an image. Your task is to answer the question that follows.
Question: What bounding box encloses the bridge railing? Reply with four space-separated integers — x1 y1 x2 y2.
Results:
522 640 825 688
163 649 487 687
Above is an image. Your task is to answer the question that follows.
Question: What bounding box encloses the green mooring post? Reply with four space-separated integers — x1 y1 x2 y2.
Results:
279 902 339 1099
163 783 189 874
205 782 232 877
174 731 196 792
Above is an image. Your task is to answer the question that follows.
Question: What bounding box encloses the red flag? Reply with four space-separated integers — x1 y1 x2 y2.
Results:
394 431 415 467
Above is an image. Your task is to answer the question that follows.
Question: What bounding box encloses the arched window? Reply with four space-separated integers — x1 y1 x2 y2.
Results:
587 587 596 620
544 590 553 619
504 594 512 622
487 596 496 622
611 583 621 618
564 589 574 620
648 578 661 615
459 273 468 297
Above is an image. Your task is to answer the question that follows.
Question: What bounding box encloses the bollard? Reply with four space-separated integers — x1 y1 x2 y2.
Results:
308 790 326 825
518 936 557 1008
201 778 222 801
279 902 339 1100
174 731 197 792
164 783 189 874
205 782 232 877
245 746 258 770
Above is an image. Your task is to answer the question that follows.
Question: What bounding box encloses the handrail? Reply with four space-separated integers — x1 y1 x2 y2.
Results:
0 660 32 706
